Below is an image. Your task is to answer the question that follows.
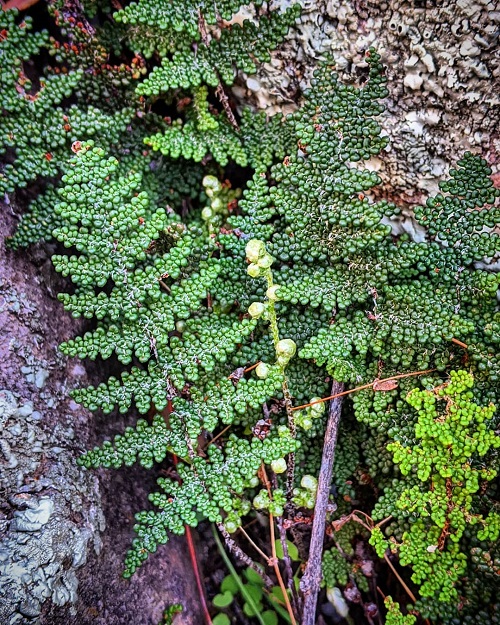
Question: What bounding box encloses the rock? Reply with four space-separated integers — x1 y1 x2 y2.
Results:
0 389 18 427
0 206 201 624
250 0 500 205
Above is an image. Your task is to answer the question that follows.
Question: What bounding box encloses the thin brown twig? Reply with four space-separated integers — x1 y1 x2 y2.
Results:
244 361 261 373
226 362 261 382
368 573 384 625
242 517 259 530
271 469 301 617
375 514 393 528
158 279 171 293
276 514 301 617
238 526 270 561
172 454 212 625
292 368 436 412
383 553 417 604
300 380 345 625
260 464 298 625
269 512 298 625
216 84 240 131
185 525 213 625
204 424 232 450
217 522 274 587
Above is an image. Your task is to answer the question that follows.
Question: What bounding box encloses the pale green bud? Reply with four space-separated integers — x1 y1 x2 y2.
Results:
300 417 313 431
277 354 290 367
271 458 287 474
201 206 213 221
247 263 262 278
253 491 268 510
257 253 274 269
310 398 325 415
211 197 223 211
276 338 297 359
255 362 270 379
301 475 318 492
245 238 266 263
266 284 282 300
202 175 221 197
248 302 265 319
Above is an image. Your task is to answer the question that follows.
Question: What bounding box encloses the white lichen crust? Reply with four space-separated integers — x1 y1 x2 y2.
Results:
236 0 499 202
0 390 104 625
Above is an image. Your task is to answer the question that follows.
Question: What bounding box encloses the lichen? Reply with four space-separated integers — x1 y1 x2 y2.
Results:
246 0 500 200
0 391 104 624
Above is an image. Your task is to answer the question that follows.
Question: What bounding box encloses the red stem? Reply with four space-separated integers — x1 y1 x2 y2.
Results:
1 0 40 10
185 524 213 625
170 411 212 625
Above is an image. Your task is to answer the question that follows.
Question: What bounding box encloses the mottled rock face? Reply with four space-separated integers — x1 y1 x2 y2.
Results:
236 0 499 203
0 389 101 625
0 207 201 624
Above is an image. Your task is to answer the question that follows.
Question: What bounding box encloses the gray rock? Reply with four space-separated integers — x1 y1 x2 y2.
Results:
1 202 201 625
19 599 42 618
0 390 17 427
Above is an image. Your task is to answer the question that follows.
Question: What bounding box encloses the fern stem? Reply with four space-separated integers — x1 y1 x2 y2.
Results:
185 525 214 625
261 463 298 625
212 525 268 625
265 269 297 499
292 368 436 411
238 526 270 562
216 523 274 587
276 496 302 617
265 270 281 347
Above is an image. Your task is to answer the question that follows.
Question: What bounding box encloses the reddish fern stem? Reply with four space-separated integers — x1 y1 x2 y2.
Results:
184 524 213 625
170 425 212 624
